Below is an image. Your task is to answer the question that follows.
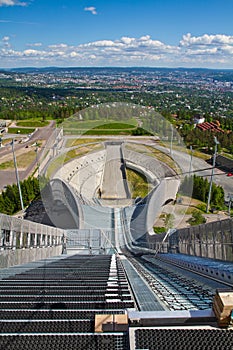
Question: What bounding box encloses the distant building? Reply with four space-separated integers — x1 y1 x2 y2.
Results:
193 114 205 125
196 121 223 133
0 120 6 135
0 120 6 128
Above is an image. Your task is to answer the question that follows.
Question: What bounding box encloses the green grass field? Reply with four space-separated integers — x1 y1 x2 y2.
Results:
65 138 108 148
84 129 134 136
16 120 49 127
0 150 36 170
64 144 103 163
8 127 35 135
63 119 138 135
63 118 137 129
126 168 151 198
94 122 136 130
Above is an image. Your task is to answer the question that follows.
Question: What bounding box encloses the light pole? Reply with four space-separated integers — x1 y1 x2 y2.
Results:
206 136 219 213
170 125 173 156
189 145 193 175
11 139 24 212
35 142 40 179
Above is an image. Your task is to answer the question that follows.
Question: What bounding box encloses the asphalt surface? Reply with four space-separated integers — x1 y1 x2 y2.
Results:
114 136 233 199
0 121 55 190
101 144 130 199
153 144 233 199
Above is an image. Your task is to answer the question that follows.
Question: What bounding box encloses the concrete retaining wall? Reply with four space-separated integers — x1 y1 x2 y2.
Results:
54 150 106 202
0 245 63 268
169 218 233 261
123 147 177 179
130 178 180 241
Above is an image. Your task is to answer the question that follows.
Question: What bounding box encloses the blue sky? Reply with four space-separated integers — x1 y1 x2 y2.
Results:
0 0 233 68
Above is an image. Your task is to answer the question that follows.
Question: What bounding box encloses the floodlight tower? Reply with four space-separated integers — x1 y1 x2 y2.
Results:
11 139 24 212
206 136 219 213
170 125 173 156
35 142 40 179
189 145 193 175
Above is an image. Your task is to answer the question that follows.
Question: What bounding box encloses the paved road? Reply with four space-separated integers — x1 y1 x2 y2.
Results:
124 136 232 198
101 143 130 200
1 121 55 156
121 137 233 197
0 121 56 190
153 144 233 199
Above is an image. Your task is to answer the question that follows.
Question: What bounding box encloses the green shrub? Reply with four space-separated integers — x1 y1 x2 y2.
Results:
153 227 166 234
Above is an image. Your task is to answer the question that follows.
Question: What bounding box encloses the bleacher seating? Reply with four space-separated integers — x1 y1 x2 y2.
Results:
135 328 233 350
0 254 133 349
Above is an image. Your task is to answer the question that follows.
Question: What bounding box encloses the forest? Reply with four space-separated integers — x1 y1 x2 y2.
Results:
0 177 40 215
179 175 225 210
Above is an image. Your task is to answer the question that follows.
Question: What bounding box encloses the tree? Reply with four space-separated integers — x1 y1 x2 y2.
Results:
0 177 41 215
187 210 206 226
1 196 15 215
211 184 225 209
179 175 224 210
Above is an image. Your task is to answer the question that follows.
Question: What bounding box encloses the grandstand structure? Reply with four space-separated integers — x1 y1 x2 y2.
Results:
1 132 233 349
47 141 180 236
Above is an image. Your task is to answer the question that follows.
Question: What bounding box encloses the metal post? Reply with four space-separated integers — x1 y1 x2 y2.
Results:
189 145 193 175
170 125 173 156
11 139 24 212
35 143 40 179
206 137 219 213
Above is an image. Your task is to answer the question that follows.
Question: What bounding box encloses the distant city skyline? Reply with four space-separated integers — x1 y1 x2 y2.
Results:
0 0 233 68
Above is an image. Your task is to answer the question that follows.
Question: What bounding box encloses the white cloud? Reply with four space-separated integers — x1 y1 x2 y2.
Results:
180 33 233 47
23 49 44 56
120 37 135 45
2 36 10 42
48 43 68 50
178 33 233 66
1 36 11 48
80 40 116 48
0 19 38 25
84 6 97 15
70 51 80 58
0 0 28 6
27 43 43 47
0 33 233 68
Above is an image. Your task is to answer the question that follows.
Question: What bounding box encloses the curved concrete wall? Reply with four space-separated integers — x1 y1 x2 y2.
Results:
122 147 180 241
125 160 158 185
42 178 84 230
54 150 106 202
130 178 180 241
123 148 177 180
49 145 180 239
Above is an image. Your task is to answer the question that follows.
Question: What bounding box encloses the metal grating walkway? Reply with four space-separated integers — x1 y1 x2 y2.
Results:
121 257 166 311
